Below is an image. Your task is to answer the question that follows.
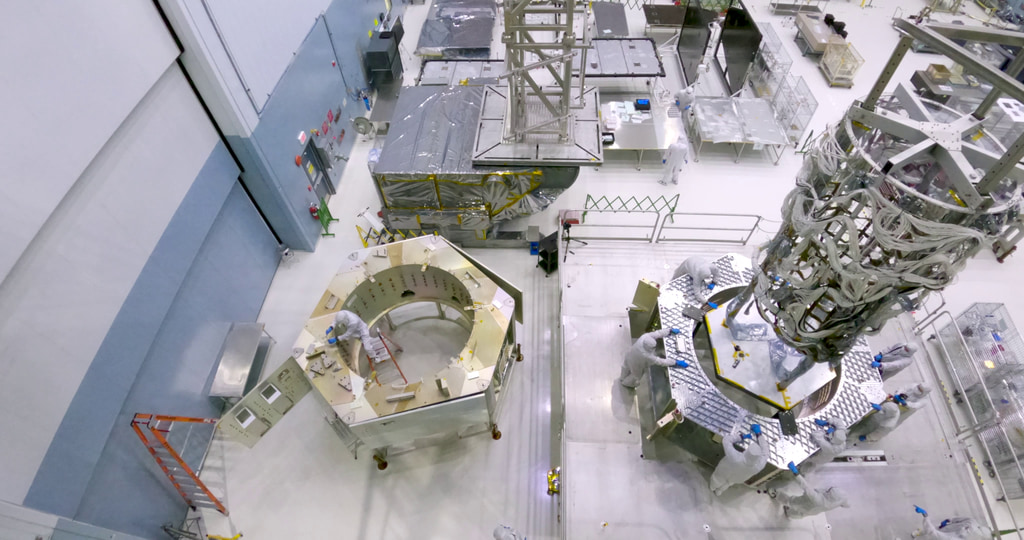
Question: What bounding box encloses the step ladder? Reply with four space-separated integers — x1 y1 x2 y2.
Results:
363 330 407 385
130 414 228 515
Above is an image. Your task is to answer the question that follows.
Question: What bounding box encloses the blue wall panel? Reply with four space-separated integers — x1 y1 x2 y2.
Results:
73 183 279 538
24 142 240 517
237 0 389 252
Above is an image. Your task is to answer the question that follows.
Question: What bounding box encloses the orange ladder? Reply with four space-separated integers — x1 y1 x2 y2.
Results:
130 413 228 515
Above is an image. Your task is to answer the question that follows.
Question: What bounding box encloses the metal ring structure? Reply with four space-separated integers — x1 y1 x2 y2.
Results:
657 254 886 468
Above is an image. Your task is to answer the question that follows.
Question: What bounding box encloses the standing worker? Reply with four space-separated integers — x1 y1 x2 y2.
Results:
804 417 849 470
710 427 769 495
659 135 690 186
773 465 849 519
856 401 901 442
619 328 686 388
872 343 918 381
911 507 992 539
672 256 721 297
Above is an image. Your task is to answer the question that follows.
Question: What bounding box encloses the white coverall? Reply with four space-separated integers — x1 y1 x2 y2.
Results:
619 329 677 388
913 516 992 539
333 310 372 344
675 87 695 111
672 256 721 297
776 475 849 519
493 524 524 540
877 343 918 381
709 434 769 496
858 401 901 442
895 383 932 410
660 137 690 185
805 417 849 469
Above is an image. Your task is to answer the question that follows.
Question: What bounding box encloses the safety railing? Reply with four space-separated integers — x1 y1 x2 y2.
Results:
655 212 762 244
922 311 1024 539
911 291 947 336
585 194 679 214
569 208 662 242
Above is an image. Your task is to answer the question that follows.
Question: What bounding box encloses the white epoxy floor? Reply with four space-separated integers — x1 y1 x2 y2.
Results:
206 1 1024 538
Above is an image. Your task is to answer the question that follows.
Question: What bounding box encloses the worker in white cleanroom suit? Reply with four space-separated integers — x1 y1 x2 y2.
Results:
619 328 685 388
676 86 696 112
776 475 850 519
659 135 690 185
672 256 721 296
493 524 524 540
331 310 372 344
894 383 933 410
856 401 901 442
709 431 769 496
911 508 992 539
803 417 849 470
872 343 918 381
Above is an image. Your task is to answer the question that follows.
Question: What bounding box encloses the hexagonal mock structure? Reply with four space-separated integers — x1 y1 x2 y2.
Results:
292 236 522 456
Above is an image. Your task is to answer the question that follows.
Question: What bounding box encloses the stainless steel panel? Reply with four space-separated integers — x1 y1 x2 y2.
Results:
209 322 265 398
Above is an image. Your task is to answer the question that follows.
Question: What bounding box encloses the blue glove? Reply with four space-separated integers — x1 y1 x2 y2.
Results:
708 301 719 309
858 435 867 441
915 505 928 517
814 419 829 427
893 394 908 406
675 360 690 368
826 426 836 435
707 283 715 290
788 462 799 475
741 433 752 440
670 328 681 335
871 360 882 368
662 159 667 164
326 326 334 335
328 337 338 345
751 424 762 435
874 353 884 361
871 403 883 411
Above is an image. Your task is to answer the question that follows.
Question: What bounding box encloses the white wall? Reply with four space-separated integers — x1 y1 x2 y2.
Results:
0 2 179 285
163 0 333 137
0 63 220 504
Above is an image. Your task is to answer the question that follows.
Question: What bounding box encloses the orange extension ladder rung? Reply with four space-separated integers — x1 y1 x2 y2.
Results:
130 413 227 515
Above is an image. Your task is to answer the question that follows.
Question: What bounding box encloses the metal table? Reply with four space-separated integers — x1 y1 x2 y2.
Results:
689 97 788 164
209 322 274 401
600 92 683 170
794 13 837 57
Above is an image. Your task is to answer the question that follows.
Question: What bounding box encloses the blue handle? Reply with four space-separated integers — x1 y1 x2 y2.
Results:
326 326 334 335
788 462 799 475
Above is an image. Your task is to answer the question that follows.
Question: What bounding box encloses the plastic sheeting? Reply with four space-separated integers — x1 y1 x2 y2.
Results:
416 0 496 59
692 97 789 145
372 86 573 230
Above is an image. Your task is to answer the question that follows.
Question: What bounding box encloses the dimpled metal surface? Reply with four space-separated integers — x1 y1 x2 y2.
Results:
658 254 886 466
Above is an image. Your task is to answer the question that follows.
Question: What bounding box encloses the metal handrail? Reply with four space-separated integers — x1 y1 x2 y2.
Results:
655 212 763 245
912 291 947 335
925 310 1024 538
569 208 662 242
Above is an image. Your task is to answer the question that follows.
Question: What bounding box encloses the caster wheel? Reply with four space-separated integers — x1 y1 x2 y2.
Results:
492 429 502 440
377 460 388 470
547 489 554 495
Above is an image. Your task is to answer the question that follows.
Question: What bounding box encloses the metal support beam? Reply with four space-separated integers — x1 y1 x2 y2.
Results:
863 35 913 112
924 22 1024 48
896 19 1024 105
974 50 1024 119
979 130 1024 194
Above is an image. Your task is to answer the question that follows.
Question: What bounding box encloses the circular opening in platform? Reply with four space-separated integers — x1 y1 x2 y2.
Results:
365 301 472 384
